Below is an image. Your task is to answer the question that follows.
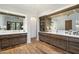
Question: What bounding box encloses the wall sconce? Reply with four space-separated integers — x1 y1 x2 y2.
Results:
76 25 79 28
22 26 24 28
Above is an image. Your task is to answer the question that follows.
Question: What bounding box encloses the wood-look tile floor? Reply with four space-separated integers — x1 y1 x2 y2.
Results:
0 40 69 54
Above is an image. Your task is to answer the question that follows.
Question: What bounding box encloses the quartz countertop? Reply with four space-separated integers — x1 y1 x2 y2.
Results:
0 30 26 35
40 31 79 38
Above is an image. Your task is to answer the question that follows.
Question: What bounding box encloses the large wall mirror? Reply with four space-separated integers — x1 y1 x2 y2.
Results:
0 14 25 30
50 8 79 31
39 5 79 33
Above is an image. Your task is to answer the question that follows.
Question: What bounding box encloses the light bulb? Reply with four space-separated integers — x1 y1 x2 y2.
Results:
76 25 79 28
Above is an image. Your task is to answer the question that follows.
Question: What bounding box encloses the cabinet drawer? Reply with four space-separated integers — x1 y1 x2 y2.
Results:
39 35 49 43
68 41 79 53
68 37 79 43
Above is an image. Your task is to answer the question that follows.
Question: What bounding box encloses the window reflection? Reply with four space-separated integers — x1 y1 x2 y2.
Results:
0 14 24 30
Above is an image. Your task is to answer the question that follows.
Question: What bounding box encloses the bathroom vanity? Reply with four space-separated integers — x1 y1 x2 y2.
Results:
39 32 79 53
39 5 79 54
0 11 27 49
0 32 27 49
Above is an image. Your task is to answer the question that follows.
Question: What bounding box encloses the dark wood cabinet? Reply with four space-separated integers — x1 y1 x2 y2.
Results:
1 38 10 48
39 34 49 43
53 36 67 50
39 32 79 53
0 33 27 49
67 37 79 53
39 33 67 51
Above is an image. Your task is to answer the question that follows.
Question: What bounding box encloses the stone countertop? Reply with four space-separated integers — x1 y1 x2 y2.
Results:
0 31 27 35
40 31 79 38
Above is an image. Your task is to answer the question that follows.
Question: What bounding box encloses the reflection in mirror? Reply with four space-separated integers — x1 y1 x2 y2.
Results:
39 8 79 35
48 8 79 35
39 5 79 35
0 14 24 30
50 8 79 31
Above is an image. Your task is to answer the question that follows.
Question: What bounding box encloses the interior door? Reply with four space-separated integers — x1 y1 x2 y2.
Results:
65 20 72 30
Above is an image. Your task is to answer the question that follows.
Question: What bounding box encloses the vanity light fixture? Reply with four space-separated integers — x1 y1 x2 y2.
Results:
22 26 24 28
76 24 79 28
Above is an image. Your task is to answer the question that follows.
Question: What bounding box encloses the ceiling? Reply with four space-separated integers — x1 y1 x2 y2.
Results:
0 4 72 16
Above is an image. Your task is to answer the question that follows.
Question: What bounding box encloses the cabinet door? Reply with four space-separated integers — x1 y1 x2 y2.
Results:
10 37 16 47
1 39 10 49
39 34 49 43
55 38 67 50
39 33 67 51
0 40 2 50
47 35 57 46
48 34 67 50
17 36 26 44
10 34 26 46
68 37 79 54
39 33 57 46
52 35 67 50
39 33 45 41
